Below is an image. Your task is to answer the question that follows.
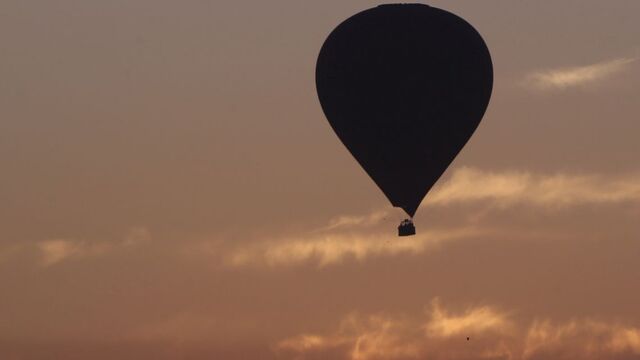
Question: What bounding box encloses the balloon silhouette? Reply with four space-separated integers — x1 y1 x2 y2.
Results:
316 4 493 222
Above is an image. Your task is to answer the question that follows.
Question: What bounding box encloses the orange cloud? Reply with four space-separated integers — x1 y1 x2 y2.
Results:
425 298 512 338
36 226 152 267
522 57 636 90
427 167 640 208
224 227 483 268
523 319 640 359
198 167 640 269
277 300 512 360
277 299 640 360
277 313 421 360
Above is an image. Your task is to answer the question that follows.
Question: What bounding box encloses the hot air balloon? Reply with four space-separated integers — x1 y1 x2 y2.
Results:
315 4 493 236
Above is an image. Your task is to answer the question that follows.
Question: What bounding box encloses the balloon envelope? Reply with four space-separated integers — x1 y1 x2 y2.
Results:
316 4 493 217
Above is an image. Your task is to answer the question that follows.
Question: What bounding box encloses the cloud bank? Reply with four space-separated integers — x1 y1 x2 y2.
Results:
216 167 640 268
277 299 640 360
6 168 637 269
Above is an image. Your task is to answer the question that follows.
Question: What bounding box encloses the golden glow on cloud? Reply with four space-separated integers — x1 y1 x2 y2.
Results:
523 319 640 359
277 300 511 360
225 227 482 268
427 167 640 208
278 313 421 360
425 298 511 338
215 167 640 268
7 167 634 269
523 57 636 90
278 299 640 360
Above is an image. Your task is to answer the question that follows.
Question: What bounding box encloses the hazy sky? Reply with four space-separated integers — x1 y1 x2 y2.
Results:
1 1 639 359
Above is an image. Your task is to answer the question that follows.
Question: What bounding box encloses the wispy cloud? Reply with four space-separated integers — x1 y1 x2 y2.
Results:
277 313 422 360
523 319 640 359
323 210 390 230
277 299 640 360
523 57 636 90
278 334 349 353
37 226 151 267
427 167 640 208
38 239 109 267
224 227 483 268
215 167 640 268
276 299 512 360
425 298 512 338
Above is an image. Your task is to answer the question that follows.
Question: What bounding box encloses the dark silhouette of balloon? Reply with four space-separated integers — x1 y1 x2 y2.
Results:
316 4 493 220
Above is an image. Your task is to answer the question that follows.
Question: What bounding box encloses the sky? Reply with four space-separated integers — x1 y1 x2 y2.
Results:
1 1 639 359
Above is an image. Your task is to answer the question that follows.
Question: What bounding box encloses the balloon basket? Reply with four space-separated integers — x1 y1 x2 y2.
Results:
398 219 416 237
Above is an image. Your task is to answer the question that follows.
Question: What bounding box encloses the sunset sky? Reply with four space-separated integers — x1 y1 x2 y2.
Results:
1 1 639 359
